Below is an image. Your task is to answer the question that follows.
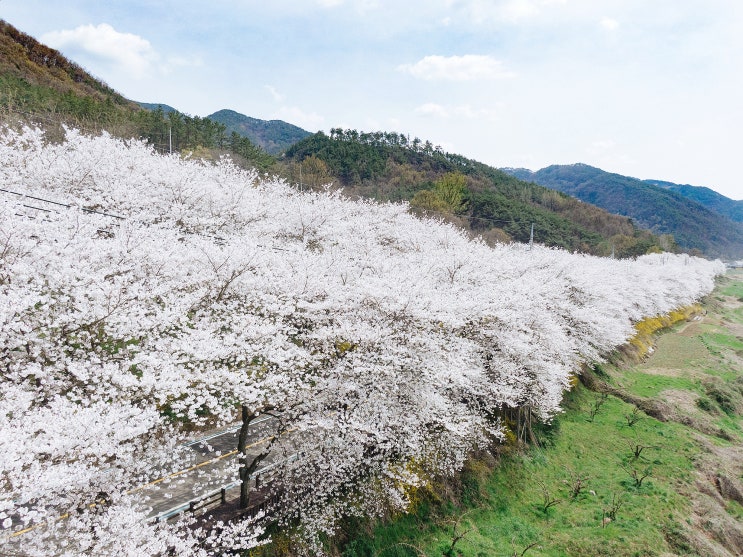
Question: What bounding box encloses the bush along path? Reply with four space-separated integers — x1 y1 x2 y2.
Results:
333 271 743 557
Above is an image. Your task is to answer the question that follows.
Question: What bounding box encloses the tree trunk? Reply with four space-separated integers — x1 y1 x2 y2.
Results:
238 405 252 509
238 404 274 509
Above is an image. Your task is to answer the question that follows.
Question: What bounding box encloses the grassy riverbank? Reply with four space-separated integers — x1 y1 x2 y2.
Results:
337 271 743 557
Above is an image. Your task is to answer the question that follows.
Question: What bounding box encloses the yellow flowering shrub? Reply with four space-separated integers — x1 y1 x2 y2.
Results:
629 304 701 359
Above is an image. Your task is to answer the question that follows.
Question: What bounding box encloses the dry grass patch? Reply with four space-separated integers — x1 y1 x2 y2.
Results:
638 331 711 374
684 440 743 557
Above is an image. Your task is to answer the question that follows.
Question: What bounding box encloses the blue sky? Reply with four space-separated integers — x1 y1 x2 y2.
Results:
3 0 742 199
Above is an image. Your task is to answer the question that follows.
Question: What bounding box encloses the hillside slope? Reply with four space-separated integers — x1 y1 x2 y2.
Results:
207 108 311 154
137 101 178 114
286 131 669 257
0 19 130 104
505 164 743 258
0 18 142 133
646 179 743 223
0 20 686 259
0 20 276 171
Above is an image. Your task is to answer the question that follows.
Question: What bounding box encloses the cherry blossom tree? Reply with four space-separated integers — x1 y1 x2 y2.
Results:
0 125 725 555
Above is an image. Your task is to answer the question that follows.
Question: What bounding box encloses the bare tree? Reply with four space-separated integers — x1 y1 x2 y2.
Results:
624 407 644 427
564 467 591 500
601 492 624 527
625 439 658 461
537 480 562 514
621 464 652 488
442 510 475 556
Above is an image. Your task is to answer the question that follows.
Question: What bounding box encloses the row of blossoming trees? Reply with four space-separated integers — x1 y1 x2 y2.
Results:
0 127 725 555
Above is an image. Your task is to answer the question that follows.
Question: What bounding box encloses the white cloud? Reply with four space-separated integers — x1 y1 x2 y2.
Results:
41 24 158 79
357 0 381 13
274 106 324 131
415 103 450 118
454 105 476 118
398 55 513 81
501 0 540 21
160 55 203 75
452 0 568 24
509 153 540 170
600 17 620 31
415 102 502 122
265 85 286 102
584 138 635 168
586 139 616 156
317 0 343 6
454 104 502 122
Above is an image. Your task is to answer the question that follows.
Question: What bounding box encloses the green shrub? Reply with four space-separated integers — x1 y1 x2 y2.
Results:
695 396 714 412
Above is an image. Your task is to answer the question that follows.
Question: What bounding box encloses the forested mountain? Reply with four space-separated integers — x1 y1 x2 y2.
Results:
137 101 178 114
1 19 682 259
0 19 274 170
504 164 743 258
207 108 311 154
0 19 138 120
645 179 743 223
286 130 669 257
0 21 127 105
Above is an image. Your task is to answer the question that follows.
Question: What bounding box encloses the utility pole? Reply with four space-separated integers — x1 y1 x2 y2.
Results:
168 126 172 155
610 243 615 259
529 223 534 250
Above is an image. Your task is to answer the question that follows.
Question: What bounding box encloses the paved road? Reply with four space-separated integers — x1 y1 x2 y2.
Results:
133 415 287 521
2 416 286 550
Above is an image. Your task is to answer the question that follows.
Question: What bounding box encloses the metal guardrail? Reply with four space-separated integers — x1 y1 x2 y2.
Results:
180 415 274 448
153 481 239 523
151 453 298 523
0 187 297 250
1 187 125 219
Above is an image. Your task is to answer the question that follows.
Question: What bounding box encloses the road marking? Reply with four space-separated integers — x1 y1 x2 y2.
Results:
128 435 274 494
7 500 104 539
6 419 296 540
182 415 275 447
4 436 274 540
8 524 38 538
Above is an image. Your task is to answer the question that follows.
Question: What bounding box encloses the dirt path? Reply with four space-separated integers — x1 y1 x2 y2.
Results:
626 272 743 556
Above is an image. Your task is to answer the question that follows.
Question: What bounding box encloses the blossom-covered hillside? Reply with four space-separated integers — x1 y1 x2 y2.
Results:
0 127 725 555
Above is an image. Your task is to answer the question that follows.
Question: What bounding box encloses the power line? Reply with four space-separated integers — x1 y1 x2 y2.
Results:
0 111 546 240
0 187 125 219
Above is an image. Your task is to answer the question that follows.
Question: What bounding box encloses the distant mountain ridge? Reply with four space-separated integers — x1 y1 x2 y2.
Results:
285 132 675 257
134 106 310 155
503 164 743 258
644 179 743 223
137 102 178 114
207 109 311 154
0 19 717 259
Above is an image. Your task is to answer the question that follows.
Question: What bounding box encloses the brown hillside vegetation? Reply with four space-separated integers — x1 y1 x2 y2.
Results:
0 19 131 104
285 131 668 256
0 20 686 258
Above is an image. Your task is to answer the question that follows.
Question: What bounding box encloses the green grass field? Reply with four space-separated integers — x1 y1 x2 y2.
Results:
341 388 700 557
336 272 743 557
